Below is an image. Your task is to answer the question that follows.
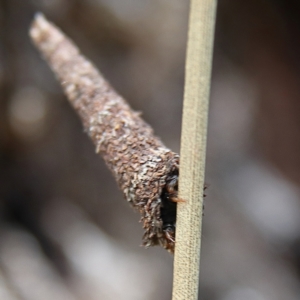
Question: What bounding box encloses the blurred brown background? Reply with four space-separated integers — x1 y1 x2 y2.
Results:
1 0 300 299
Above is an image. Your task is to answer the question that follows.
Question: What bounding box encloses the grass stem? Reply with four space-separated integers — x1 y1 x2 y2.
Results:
172 1 217 299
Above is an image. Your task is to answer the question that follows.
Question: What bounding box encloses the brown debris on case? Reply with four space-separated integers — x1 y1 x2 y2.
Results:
29 14 179 252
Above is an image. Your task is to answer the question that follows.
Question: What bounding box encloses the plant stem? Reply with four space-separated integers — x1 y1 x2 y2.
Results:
172 0 217 299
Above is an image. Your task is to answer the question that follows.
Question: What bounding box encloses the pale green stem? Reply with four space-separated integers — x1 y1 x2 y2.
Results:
172 0 217 299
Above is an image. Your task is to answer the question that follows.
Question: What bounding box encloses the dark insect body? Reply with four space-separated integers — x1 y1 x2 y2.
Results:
161 177 208 248
160 169 184 246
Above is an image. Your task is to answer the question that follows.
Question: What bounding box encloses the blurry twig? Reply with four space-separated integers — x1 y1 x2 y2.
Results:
29 14 180 252
172 0 217 299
